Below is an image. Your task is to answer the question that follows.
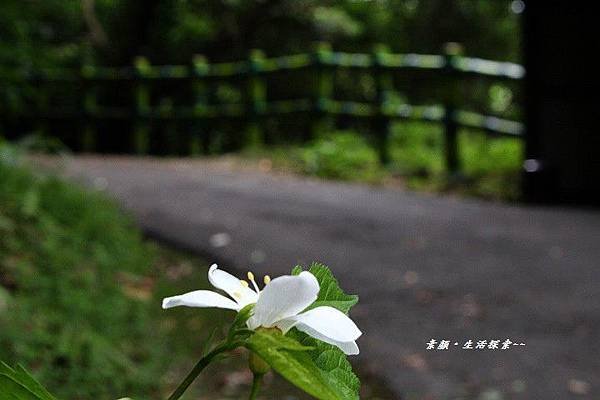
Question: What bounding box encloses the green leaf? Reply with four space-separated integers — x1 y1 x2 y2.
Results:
227 303 255 342
287 330 360 400
291 265 303 275
289 263 361 398
0 361 58 400
21 189 40 217
245 329 357 400
293 263 358 314
231 303 254 330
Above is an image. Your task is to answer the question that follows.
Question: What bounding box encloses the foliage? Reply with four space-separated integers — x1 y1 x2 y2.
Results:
298 131 384 183
246 329 357 400
288 263 360 398
0 362 58 400
0 0 521 67
1 1 521 130
291 263 358 314
0 1 82 69
390 123 522 200
458 130 522 199
0 143 164 398
389 121 446 177
254 123 520 200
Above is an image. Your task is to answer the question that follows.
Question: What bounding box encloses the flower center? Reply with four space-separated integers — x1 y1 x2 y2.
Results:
240 271 271 294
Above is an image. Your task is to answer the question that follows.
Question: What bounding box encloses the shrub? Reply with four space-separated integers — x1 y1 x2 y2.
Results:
389 121 445 177
298 131 383 183
388 122 522 200
458 130 522 200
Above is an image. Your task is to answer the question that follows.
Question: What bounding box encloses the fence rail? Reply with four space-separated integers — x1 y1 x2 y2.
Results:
0 43 525 175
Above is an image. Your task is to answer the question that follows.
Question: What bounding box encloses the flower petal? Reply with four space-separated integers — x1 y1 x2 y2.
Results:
247 271 319 329
276 306 362 355
162 290 239 310
208 264 258 307
332 340 360 356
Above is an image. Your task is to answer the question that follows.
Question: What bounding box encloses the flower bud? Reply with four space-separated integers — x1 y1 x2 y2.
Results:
248 351 271 375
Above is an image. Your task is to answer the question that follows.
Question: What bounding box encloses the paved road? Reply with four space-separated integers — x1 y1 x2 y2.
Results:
55 156 599 400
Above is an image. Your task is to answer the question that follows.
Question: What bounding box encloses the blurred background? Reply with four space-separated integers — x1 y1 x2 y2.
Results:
0 0 526 200
1 1 599 400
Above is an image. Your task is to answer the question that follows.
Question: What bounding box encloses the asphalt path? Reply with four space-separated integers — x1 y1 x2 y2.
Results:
52 156 599 400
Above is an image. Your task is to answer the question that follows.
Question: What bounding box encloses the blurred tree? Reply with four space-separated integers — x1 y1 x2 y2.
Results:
1 0 520 68
0 0 522 155
0 0 83 69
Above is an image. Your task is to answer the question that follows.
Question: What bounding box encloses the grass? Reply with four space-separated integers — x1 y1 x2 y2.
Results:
0 143 165 398
241 124 523 201
0 141 392 399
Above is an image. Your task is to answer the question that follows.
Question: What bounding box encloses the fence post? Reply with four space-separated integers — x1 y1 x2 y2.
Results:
191 54 210 155
373 44 393 165
33 74 48 138
160 97 178 155
81 47 97 152
246 49 266 149
133 56 151 154
442 42 463 177
311 42 334 140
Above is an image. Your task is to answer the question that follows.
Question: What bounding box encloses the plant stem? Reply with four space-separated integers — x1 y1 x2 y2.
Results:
248 373 263 400
167 342 238 400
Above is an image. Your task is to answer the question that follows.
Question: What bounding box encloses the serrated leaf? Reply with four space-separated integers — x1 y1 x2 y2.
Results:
0 362 58 400
293 263 358 314
291 265 303 275
288 330 360 399
288 263 361 399
245 329 357 400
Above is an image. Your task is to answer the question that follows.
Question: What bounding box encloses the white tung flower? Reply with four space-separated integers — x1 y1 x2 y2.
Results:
162 264 362 355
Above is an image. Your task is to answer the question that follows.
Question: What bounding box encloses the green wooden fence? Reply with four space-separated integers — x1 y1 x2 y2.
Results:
0 42 524 175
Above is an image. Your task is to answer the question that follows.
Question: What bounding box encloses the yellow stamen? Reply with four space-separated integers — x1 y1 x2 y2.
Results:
263 275 271 285
247 271 260 292
240 280 249 288
233 291 241 299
